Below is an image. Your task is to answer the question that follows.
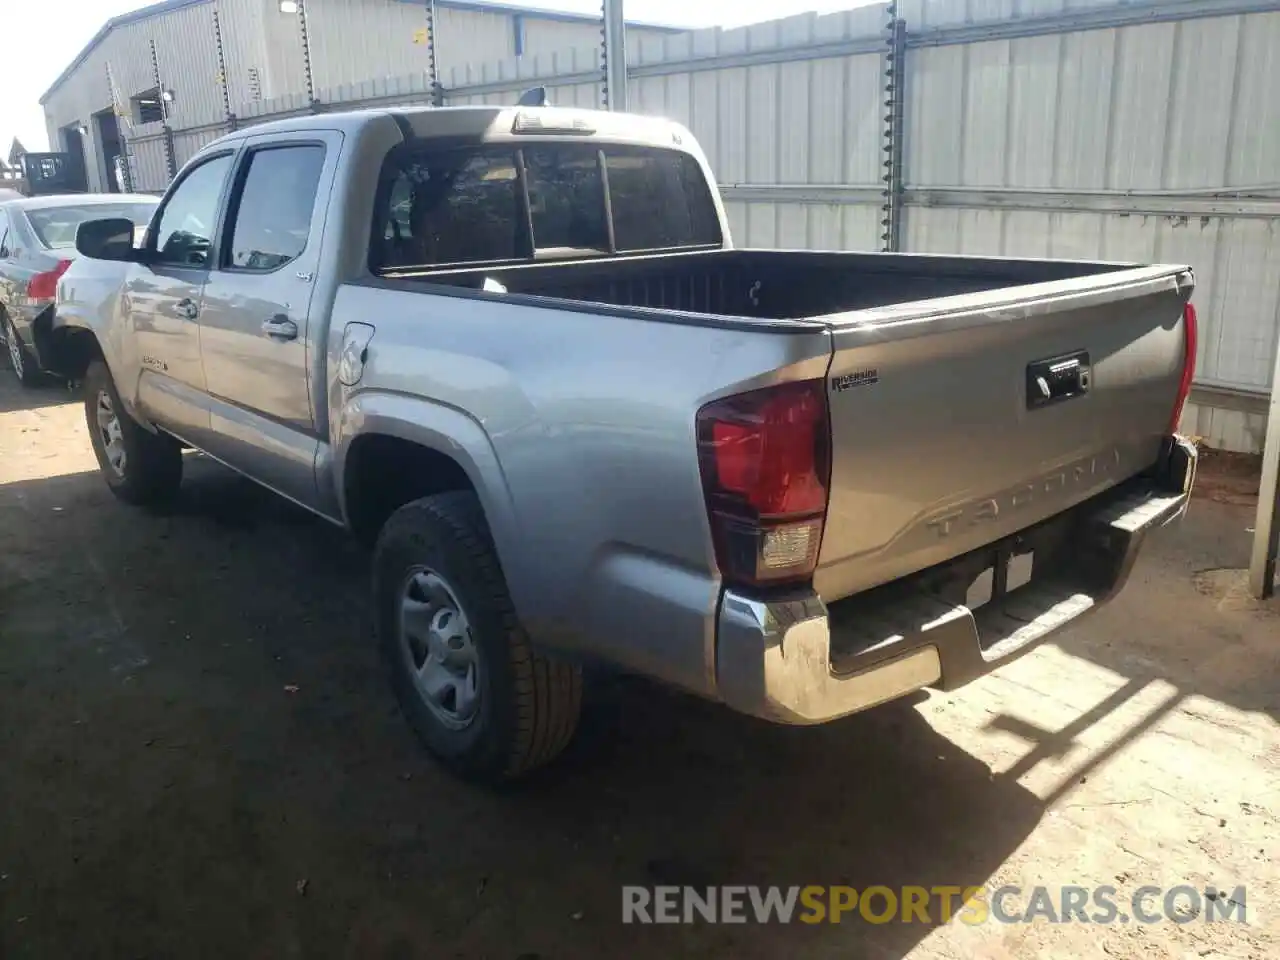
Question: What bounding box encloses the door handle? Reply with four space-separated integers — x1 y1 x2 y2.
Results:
261 315 298 341
176 298 199 321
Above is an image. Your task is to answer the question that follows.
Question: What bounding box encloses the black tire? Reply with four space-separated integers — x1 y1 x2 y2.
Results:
3 312 42 388
374 492 583 784
83 359 183 505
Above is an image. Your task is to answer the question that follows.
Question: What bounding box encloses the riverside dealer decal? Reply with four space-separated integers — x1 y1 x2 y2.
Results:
832 369 880 392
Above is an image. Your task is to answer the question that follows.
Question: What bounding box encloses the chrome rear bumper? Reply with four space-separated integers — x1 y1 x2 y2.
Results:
714 437 1197 724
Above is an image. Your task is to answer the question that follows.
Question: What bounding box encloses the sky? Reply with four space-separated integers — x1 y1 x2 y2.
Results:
0 0 863 155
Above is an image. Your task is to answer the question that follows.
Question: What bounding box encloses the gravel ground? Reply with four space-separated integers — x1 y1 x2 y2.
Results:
1 373 1276 960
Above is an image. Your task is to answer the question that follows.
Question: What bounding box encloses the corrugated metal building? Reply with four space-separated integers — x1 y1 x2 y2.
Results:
896 1 1280 451
40 0 680 194
38 0 1279 452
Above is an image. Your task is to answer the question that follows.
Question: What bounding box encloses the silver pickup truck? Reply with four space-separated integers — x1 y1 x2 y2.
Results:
50 103 1199 783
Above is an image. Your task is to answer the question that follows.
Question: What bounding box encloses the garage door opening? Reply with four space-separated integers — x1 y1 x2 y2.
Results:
93 108 125 192
58 124 89 193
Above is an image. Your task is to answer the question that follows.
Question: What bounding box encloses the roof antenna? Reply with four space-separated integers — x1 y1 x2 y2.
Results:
516 86 550 107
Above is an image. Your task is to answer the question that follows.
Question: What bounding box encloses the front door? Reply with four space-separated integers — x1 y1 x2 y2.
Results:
126 151 236 446
195 134 335 509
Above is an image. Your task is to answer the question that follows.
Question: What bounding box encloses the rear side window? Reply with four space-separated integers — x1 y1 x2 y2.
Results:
225 144 326 271
372 143 720 273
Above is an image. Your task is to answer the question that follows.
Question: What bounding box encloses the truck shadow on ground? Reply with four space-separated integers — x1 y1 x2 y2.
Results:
4 460 1243 959
1042 500 1278 725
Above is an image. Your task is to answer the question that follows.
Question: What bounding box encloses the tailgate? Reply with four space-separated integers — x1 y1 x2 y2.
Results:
814 266 1194 604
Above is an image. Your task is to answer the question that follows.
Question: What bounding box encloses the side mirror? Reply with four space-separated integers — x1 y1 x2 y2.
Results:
76 217 139 262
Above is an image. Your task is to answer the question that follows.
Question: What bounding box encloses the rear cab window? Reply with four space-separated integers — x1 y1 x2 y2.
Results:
371 141 721 274
524 146 609 253
25 202 158 250
383 151 523 267
604 148 720 252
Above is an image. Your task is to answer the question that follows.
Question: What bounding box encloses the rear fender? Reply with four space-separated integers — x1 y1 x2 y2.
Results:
332 390 525 597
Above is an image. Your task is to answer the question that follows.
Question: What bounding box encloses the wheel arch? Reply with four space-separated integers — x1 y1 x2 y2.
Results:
335 392 522 574
41 323 104 381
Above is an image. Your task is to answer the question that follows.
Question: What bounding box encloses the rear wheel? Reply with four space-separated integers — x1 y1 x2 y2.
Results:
374 492 583 784
3 313 42 388
83 359 183 505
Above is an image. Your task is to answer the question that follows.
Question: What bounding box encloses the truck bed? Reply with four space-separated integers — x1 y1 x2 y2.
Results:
398 248 1137 321
386 246 1193 609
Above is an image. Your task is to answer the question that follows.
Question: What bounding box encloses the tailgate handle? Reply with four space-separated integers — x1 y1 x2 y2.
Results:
1026 350 1091 410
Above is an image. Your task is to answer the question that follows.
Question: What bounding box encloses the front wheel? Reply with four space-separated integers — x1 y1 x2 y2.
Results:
374 492 583 784
84 359 183 505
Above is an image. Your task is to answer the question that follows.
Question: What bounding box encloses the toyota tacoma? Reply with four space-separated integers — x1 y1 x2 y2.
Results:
50 103 1198 783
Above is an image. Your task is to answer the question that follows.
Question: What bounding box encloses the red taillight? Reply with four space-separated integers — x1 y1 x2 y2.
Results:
28 259 73 301
1170 301 1197 433
696 379 830 588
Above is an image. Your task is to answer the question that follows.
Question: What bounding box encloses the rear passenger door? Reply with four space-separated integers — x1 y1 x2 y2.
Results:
195 133 337 509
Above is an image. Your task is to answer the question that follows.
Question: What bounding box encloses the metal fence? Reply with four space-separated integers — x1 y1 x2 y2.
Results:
93 0 1280 452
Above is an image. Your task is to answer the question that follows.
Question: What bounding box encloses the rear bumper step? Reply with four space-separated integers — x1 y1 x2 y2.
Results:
714 437 1196 724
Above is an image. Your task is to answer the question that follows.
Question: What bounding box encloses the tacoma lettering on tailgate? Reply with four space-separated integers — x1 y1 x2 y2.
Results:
927 448 1124 539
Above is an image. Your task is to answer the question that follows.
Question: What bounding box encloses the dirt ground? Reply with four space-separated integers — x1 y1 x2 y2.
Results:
1 373 1277 960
